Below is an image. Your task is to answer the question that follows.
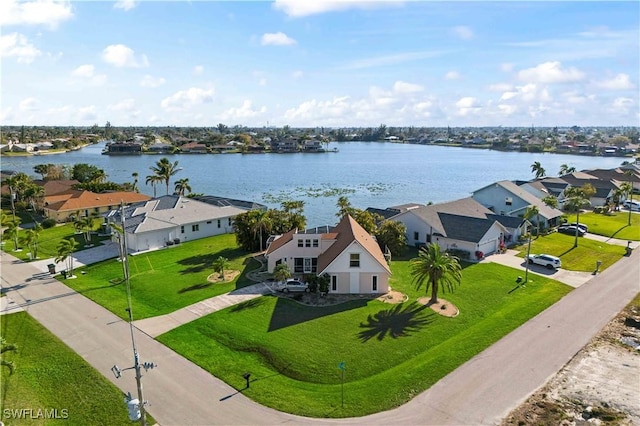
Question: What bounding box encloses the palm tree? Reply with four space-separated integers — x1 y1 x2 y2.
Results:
77 215 97 245
251 210 273 251
530 161 546 179
33 163 53 180
21 223 42 259
55 237 79 277
336 196 355 218
273 263 292 283
131 172 139 192
524 205 541 238
213 256 230 280
174 178 192 196
542 195 558 209
150 157 181 195
411 244 462 305
1 337 17 375
3 217 21 251
564 184 595 248
558 164 576 176
145 174 161 198
622 170 635 226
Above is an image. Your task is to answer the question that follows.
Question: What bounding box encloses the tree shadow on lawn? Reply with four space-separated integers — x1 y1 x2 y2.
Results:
177 247 246 274
229 298 265 313
177 282 214 294
610 224 638 240
358 302 435 342
268 297 368 332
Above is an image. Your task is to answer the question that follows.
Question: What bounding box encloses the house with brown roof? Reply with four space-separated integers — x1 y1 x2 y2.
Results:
265 215 391 295
43 189 151 222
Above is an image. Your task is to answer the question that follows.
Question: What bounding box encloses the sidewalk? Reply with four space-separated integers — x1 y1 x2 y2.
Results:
133 282 274 337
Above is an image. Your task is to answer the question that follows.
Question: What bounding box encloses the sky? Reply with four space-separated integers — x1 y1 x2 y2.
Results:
1 0 639 128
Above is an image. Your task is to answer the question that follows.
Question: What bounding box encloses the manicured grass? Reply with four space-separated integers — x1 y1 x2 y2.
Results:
61 234 260 320
513 232 626 272
1 222 109 262
0 312 151 425
158 260 571 418
565 211 640 241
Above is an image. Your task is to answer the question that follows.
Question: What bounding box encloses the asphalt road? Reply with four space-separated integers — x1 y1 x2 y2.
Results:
1 248 638 425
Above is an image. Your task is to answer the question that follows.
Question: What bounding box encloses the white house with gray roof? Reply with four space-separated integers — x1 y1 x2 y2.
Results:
388 198 519 259
472 180 563 229
106 195 255 253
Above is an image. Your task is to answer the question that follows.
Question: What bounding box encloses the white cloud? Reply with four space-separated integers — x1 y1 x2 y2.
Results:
220 100 267 121
114 0 137 11
488 83 512 92
500 63 515 72
160 87 214 112
392 81 423 94
102 44 149 68
452 25 474 40
19 97 38 111
78 105 97 121
193 65 204 75
108 99 136 111
343 50 446 70
0 32 42 63
444 71 461 80
140 74 166 88
517 61 585 84
261 32 297 46
610 97 634 114
499 83 551 103
0 0 74 29
272 0 401 17
595 73 634 90
71 64 107 85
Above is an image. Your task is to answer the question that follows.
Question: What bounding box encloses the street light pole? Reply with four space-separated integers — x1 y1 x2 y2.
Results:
524 219 532 284
121 203 147 426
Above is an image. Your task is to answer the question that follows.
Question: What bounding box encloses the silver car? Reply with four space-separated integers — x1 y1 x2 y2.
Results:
278 278 310 293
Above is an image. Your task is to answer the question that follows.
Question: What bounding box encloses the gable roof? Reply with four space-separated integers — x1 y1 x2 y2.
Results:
112 195 247 233
437 212 505 243
265 228 296 255
401 197 493 236
44 190 150 213
476 180 562 220
317 215 390 274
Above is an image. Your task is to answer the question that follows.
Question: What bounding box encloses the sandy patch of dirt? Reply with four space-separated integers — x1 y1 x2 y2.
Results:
206 270 240 283
376 290 408 304
417 297 459 317
502 302 640 426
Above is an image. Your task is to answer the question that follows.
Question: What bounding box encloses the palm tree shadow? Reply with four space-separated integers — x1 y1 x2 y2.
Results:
358 303 435 342
610 224 632 239
177 247 244 274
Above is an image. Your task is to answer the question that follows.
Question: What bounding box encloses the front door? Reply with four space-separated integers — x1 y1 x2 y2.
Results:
349 272 359 293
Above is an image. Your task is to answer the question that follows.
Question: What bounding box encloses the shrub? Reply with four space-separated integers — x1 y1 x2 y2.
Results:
446 248 470 260
41 218 57 229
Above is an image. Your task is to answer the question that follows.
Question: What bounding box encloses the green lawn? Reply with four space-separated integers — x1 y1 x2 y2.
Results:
565 211 640 241
514 232 626 271
1 222 110 262
61 233 260 320
0 312 151 425
158 258 572 418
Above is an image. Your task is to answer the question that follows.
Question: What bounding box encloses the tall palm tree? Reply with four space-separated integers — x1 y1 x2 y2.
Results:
564 184 595 248
3 217 21 251
411 244 462 305
174 178 192 196
623 170 635 226
524 205 541 238
131 172 139 192
145 174 161 198
21 223 42 259
530 161 546 179
336 196 354 218
56 237 79 277
558 164 576 176
251 210 273 251
150 157 181 195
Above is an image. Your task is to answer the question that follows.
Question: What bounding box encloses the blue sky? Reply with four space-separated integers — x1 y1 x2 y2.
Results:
1 0 638 128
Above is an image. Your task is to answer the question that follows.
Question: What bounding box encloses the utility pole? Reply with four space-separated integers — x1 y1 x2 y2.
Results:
524 219 532 284
112 203 152 425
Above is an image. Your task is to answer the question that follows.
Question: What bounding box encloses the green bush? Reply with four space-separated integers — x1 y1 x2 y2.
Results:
41 218 57 229
446 248 470 260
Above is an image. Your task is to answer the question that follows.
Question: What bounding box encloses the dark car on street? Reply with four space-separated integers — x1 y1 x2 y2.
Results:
558 224 585 237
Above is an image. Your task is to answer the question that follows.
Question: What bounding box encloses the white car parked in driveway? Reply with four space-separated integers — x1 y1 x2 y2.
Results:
527 254 562 270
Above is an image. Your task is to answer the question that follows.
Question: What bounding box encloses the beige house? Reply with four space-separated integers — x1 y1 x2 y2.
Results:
265 215 391 295
43 189 151 222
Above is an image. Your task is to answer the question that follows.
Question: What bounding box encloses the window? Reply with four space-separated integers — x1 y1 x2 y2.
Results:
192 224 199 232
303 258 312 273
505 197 512 206
228 218 232 226
350 253 360 267
372 275 378 291
305 239 311 247
313 239 319 247
294 257 304 273
298 239 303 247
331 275 337 291
94 207 100 213
217 219 221 228
426 234 432 243
181 226 185 234
206 221 212 224
414 231 419 241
